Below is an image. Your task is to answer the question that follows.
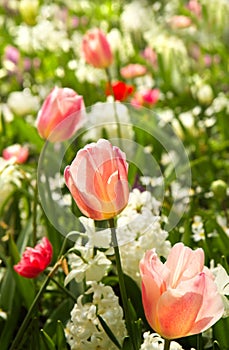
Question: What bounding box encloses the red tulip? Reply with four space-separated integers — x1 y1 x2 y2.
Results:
64 139 129 220
2 144 29 164
36 87 85 142
140 242 224 340
106 81 134 101
82 28 113 68
14 237 53 278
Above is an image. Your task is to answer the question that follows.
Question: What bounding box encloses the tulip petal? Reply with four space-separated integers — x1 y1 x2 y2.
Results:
165 242 204 288
157 288 203 339
190 272 224 334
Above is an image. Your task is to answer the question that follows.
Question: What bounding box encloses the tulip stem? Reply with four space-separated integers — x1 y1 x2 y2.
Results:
9 259 63 350
108 218 137 350
32 180 38 246
163 339 171 350
105 68 123 149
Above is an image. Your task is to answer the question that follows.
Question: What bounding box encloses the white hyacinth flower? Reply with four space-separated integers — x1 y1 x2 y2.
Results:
140 332 188 349
65 282 127 350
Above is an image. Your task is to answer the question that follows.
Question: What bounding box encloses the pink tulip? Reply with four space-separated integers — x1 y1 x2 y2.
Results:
142 46 158 67
120 64 147 79
82 28 113 68
14 237 53 278
64 139 129 220
36 87 85 142
2 144 29 164
131 89 159 109
140 242 224 340
187 0 202 18
169 15 192 29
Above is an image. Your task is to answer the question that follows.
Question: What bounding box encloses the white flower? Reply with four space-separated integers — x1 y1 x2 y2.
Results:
0 158 24 210
120 1 153 33
216 215 229 237
116 189 171 284
192 215 205 242
7 90 39 116
74 58 106 84
140 332 186 349
79 217 111 249
65 247 111 285
65 282 127 350
196 84 214 105
83 101 134 157
211 264 229 318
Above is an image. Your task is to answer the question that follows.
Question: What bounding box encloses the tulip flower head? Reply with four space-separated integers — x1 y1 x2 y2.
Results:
36 87 85 142
2 144 29 164
131 89 159 109
82 28 113 68
64 139 129 220
120 63 147 79
105 81 134 101
140 242 224 340
14 237 53 278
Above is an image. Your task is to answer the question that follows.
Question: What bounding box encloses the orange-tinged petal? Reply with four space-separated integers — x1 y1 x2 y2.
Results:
157 289 203 339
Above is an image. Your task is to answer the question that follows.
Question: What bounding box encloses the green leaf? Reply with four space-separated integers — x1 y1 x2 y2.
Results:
9 236 35 309
44 298 74 336
97 314 121 349
0 288 21 350
213 317 229 349
121 337 132 350
40 329 56 350
124 274 146 324
56 320 69 350
0 266 16 312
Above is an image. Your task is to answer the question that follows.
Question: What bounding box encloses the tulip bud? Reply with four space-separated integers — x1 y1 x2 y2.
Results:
64 139 129 220
36 87 85 142
2 144 29 164
82 28 113 68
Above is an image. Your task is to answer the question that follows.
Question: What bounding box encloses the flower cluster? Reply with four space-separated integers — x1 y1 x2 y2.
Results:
0 0 229 349
65 282 127 350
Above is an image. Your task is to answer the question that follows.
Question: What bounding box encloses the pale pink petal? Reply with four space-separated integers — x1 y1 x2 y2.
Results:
165 242 204 288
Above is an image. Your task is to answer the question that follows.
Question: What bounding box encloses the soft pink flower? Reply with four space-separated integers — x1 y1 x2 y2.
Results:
64 139 129 221
131 89 159 108
142 47 158 67
36 87 85 142
82 28 113 68
187 0 202 17
140 242 224 340
14 237 53 278
4 45 20 65
169 15 192 29
120 64 147 79
2 144 29 164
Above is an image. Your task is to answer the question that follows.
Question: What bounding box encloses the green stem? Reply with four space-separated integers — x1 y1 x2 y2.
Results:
105 68 123 148
108 218 137 350
163 339 171 350
9 260 63 350
32 180 38 246
197 333 202 350
47 274 77 302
